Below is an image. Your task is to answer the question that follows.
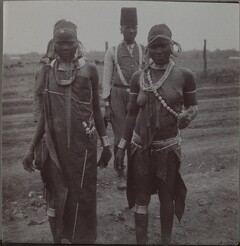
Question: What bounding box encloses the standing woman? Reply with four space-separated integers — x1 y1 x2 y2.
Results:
22 20 111 244
115 24 198 245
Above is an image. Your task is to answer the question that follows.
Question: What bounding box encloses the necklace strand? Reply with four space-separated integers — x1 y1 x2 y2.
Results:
141 58 174 92
145 59 179 118
54 60 77 86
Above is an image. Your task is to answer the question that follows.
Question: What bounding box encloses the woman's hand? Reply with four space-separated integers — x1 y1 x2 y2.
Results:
22 146 35 173
97 146 112 168
177 112 191 129
114 148 125 174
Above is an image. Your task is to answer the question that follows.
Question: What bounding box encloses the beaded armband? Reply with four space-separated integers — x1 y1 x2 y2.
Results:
118 138 128 150
100 136 110 147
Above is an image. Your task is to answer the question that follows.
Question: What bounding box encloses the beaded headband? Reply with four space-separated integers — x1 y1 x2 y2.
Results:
53 28 78 39
148 34 173 46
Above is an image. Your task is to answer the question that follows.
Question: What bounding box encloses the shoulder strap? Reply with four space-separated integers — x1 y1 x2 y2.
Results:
114 42 143 67
114 43 143 86
136 43 143 70
114 44 120 66
114 44 129 86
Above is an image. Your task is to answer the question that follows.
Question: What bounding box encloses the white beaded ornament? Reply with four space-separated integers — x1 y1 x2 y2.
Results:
146 66 179 119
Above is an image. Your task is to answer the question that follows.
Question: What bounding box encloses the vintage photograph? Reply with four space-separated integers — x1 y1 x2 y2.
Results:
2 0 239 244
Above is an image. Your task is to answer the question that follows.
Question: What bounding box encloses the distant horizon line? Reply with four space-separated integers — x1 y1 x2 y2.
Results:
3 48 240 56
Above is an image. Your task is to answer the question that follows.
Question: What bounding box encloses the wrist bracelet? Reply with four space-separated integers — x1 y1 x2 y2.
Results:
118 138 128 150
105 101 110 106
100 136 110 147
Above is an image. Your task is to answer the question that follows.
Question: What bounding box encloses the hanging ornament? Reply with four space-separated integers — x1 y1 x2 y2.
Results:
82 121 95 138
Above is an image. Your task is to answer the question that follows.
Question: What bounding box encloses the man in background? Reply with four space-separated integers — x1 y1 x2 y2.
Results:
102 7 145 190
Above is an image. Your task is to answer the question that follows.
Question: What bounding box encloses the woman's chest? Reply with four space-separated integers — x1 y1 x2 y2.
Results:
48 69 92 102
149 71 185 105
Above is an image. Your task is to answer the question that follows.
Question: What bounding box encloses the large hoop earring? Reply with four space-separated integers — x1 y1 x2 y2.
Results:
171 41 182 57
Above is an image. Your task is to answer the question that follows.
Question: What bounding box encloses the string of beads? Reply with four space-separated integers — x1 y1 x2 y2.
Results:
145 60 179 119
53 60 78 86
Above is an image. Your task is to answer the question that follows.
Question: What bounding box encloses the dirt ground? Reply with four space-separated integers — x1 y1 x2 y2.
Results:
2 63 239 245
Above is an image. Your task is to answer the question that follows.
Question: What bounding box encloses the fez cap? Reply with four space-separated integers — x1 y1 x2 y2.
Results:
148 24 172 43
53 19 77 38
120 7 138 26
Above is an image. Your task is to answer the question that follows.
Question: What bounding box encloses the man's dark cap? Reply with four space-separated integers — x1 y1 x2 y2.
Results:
120 7 138 26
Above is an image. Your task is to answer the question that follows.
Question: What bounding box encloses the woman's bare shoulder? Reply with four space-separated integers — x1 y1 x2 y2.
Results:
173 64 194 76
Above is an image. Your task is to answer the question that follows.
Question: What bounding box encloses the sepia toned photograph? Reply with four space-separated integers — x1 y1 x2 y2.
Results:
2 0 239 244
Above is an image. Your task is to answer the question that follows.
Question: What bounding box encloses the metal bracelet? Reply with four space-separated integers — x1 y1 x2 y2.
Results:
47 207 56 217
118 138 128 150
100 136 110 147
105 101 110 106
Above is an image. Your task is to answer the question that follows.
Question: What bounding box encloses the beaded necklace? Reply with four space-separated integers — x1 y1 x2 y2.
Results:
53 60 78 86
143 58 175 91
143 58 179 118
150 63 168 70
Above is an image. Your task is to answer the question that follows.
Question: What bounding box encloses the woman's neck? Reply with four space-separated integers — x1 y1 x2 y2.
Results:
150 62 169 70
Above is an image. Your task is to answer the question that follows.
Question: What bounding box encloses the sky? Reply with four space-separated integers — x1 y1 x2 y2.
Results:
3 0 239 54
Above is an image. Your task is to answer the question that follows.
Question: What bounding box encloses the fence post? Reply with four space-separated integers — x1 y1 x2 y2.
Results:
105 41 108 52
203 39 208 78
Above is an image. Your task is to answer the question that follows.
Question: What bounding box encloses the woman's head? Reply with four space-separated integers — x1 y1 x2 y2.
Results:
147 24 181 65
53 19 79 62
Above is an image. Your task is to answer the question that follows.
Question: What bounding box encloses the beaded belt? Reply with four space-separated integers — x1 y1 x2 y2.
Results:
132 130 181 151
113 84 130 92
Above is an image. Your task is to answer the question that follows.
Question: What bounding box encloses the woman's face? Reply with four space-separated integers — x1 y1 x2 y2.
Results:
54 30 78 62
148 37 172 65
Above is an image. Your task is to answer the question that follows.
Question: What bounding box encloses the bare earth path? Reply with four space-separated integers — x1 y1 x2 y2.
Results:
2 64 239 245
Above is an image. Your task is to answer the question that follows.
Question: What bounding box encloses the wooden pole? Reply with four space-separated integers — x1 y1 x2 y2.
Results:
203 39 207 78
105 41 108 52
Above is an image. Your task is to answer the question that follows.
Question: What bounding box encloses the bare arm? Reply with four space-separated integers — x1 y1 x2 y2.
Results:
31 111 45 146
121 73 141 143
178 68 198 129
90 64 112 167
22 109 45 172
114 71 141 172
90 64 107 138
183 105 198 120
